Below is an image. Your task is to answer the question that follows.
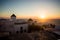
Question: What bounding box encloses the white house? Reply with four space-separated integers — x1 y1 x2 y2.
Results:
10 14 29 33
0 14 34 34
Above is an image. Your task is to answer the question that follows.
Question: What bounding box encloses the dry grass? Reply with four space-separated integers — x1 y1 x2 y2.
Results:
0 31 58 40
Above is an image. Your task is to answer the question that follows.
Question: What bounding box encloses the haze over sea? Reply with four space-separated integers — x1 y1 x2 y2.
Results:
39 19 60 28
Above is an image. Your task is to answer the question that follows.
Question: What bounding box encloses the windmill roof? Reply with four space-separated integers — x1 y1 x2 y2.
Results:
11 14 16 17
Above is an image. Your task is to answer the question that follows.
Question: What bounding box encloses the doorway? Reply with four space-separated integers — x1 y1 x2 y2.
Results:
20 27 23 33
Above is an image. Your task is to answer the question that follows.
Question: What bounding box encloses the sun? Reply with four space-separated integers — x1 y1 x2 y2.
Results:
39 14 46 19
38 10 46 19
40 15 45 19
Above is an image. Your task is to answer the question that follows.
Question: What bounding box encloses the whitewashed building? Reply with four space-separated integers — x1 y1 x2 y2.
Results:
0 14 34 34
10 14 29 33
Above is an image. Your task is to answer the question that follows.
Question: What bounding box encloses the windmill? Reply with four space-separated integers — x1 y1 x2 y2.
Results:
8 8 16 21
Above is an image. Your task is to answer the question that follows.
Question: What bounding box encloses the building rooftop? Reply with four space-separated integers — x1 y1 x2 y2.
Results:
11 14 16 17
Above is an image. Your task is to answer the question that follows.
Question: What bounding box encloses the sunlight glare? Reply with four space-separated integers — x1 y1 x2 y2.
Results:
40 15 45 19
39 12 46 19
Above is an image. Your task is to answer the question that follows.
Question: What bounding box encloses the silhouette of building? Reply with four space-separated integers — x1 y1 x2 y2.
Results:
11 14 16 21
0 14 33 34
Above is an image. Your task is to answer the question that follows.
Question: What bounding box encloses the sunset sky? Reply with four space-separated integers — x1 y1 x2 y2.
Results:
0 0 60 19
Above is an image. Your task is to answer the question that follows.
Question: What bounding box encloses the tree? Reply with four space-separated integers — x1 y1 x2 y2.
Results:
50 24 55 28
28 18 33 22
28 23 41 33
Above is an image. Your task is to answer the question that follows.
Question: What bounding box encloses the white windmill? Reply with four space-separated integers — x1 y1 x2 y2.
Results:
9 8 16 21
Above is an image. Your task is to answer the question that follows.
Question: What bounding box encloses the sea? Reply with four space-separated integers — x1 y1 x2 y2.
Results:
38 19 60 35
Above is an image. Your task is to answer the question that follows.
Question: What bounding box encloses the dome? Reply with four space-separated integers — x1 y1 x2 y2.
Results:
28 18 33 21
11 14 16 17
